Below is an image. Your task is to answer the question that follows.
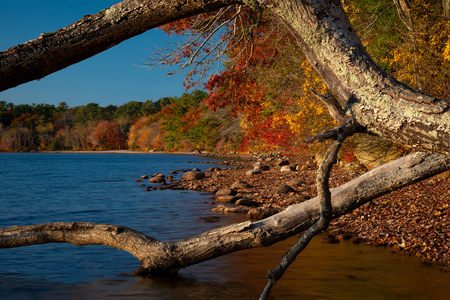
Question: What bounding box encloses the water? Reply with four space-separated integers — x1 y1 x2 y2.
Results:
1 153 449 299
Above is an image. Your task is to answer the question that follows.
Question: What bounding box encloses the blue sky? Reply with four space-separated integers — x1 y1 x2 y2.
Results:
0 0 197 108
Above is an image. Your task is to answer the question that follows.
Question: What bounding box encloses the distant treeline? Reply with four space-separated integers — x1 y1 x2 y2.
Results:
0 89 242 152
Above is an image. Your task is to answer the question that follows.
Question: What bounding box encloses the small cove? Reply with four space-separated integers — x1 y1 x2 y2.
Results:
1 153 449 299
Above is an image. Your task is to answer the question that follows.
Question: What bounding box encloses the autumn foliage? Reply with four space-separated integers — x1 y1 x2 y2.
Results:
1 0 449 156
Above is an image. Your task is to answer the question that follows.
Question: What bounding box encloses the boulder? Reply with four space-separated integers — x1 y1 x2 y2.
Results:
149 175 166 184
182 171 206 181
271 184 295 195
216 188 237 196
140 175 149 179
138 184 145 187
193 168 201 171
169 171 178 174
135 179 144 182
231 181 251 189
354 135 402 170
235 198 258 207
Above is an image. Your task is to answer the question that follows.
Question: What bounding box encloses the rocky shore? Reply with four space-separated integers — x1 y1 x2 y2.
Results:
138 153 450 268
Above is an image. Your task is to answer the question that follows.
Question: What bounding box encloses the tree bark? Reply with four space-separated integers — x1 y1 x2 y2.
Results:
1 152 448 275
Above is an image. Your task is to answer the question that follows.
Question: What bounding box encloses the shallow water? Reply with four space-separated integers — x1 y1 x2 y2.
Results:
1 153 449 299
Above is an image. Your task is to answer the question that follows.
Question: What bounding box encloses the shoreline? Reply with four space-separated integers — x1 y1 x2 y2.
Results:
160 153 450 268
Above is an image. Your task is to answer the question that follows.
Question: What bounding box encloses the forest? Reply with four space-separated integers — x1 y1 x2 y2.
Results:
1 0 449 161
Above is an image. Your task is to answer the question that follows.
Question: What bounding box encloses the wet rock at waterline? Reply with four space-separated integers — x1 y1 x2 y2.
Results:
195 216 221 223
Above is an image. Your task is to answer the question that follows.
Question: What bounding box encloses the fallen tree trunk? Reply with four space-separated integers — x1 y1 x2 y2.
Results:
1 152 448 276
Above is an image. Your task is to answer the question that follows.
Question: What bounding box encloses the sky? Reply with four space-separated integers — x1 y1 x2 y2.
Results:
0 0 199 108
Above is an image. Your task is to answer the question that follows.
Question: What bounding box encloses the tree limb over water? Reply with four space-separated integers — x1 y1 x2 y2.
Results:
1 152 448 276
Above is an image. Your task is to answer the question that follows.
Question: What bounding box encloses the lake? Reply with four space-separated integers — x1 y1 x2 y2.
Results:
1 153 449 299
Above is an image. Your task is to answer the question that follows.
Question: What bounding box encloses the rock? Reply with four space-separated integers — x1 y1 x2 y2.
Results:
144 186 153 191
135 179 144 182
280 165 294 172
216 188 237 196
182 171 206 181
211 205 251 213
235 198 258 207
193 168 201 171
296 164 308 171
320 235 340 244
169 171 178 174
231 181 251 189
286 180 305 187
138 184 145 187
206 167 221 172
246 169 261 176
271 184 295 195
195 216 221 222
140 175 149 179
247 207 279 219
277 159 290 167
354 135 402 170
215 195 242 203
149 175 166 184
260 165 270 171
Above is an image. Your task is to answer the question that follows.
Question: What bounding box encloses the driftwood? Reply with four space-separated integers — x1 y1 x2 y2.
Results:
1 152 448 278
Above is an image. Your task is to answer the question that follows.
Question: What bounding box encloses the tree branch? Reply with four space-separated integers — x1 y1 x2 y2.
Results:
1 152 449 279
260 136 343 300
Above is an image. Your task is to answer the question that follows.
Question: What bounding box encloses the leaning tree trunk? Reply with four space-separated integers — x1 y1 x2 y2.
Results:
1 152 448 275
263 0 450 156
1 0 450 157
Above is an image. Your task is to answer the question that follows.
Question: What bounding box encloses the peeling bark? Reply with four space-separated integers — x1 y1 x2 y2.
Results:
1 152 449 276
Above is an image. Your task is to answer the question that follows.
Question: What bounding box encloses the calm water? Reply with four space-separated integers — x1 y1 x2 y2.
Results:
0 153 449 299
